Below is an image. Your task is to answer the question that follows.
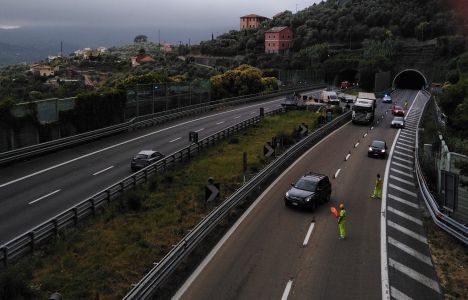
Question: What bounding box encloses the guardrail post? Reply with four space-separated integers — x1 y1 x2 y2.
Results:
144 169 148 182
120 182 125 193
133 175 137 187
107 190 111 203
29 231 35 252
91 198 96 216
53 219 59 238
1 247 8 266
73 207 79 224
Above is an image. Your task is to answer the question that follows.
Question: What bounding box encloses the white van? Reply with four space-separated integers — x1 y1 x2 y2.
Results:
320 91 340 105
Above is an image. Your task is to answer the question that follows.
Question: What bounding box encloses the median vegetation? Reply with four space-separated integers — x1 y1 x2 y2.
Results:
0 110 319 299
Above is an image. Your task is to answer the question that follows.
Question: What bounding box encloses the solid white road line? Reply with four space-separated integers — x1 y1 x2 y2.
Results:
388 221 428 243
233 115 241 119
390 286 413 300
302 222 315 246
0 98 283 188
388 194 419 209
394 156 413 164
399 136 414 143
387 206 423 225
392 162 413 171
29 189 61 205
334 169 341 179
397 140 413 147
381 114 405 300
172 120 352 299
169 137 182 143
92 165 114 176
394 150 414 159
388 184 417 197
390 168 414 179
216 121 225 125
195 128 205 132
281 280 294 300
390 175 415 186
388 258 440 292
395 145 413 152
388 237 432 265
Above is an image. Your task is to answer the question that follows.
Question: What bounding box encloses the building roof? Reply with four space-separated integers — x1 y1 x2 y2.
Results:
31 64 52 70
265 26 290 33
241 14 268 19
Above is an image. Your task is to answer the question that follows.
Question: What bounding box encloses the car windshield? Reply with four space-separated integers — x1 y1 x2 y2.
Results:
294 178 317 191
371 141 385 148
353 106 372 113
330 95 338 99
135 154 149 159
394 117 404 122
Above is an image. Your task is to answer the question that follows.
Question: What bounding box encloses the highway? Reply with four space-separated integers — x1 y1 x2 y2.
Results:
174 90 428 299
0 91 320 245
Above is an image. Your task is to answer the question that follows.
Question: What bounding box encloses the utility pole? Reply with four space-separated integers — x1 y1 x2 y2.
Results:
158 29 161 46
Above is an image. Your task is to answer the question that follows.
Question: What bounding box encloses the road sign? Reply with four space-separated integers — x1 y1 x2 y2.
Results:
299 123 308 136
205 183 220 202
264 142 274 157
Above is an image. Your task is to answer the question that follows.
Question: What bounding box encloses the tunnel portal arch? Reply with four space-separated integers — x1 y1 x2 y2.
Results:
393 69 427 90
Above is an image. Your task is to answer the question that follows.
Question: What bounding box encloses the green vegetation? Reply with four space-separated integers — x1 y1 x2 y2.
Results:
210 64 278 99
0 110 319 299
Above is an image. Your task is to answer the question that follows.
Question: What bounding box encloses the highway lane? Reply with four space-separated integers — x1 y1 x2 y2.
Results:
0 90 323 244
175 90 420 299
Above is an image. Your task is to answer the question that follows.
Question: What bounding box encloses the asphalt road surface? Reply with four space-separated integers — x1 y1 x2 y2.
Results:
175 90 424 300
0 90 321 245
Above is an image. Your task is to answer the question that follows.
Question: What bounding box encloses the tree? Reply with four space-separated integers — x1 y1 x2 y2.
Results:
134 35 148 43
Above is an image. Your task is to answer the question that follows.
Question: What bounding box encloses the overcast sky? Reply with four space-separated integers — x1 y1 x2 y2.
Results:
0 0 320 29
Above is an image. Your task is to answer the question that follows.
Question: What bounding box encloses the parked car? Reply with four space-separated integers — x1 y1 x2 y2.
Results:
131 150 165 171
382 94 392 103
284 172 331 210
391 105 405 116
391 116 405 128
368 140 388 159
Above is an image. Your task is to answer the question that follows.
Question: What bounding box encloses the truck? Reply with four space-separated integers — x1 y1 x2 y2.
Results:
352 92 376 124
281 92 303 109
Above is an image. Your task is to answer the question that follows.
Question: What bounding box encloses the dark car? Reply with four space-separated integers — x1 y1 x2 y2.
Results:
131 150 165 171
284 173 331 210
368 140 388 158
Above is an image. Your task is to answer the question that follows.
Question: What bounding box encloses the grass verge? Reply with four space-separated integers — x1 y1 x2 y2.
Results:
0 110 319 299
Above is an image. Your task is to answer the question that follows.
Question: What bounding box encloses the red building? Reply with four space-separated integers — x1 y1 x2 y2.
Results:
264 26 293 54
240 14 268 30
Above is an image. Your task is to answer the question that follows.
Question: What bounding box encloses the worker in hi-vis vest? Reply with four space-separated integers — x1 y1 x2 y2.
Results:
371 173 383 199
338 203 347 239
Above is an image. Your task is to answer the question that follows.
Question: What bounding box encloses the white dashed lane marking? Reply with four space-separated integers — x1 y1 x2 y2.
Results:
29 189 61 205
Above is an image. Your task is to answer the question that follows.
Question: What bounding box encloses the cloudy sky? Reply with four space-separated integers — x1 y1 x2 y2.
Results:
0 0 319 29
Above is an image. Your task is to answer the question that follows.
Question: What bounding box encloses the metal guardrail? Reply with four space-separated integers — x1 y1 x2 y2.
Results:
123 111 352 299
0 107 285 266
415 96 468 245
0 84 325 166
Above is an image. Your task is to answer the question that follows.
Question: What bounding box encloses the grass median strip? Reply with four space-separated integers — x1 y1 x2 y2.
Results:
0 110 319 299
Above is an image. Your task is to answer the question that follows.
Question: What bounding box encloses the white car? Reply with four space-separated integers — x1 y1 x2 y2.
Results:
391 116 405 128
382 94 392 103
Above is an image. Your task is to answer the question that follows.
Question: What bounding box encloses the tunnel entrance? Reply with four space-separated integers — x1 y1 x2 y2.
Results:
393 69 427 89
336 69 359 87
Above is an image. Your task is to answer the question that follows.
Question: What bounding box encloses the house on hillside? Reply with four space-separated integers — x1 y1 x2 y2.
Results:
160 43 172 52
264 26 293 54
30 64 55 77
240 14 269 30
131 53 155 67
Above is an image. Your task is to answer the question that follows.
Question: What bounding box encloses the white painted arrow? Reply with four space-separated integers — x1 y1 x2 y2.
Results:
206 184 219 202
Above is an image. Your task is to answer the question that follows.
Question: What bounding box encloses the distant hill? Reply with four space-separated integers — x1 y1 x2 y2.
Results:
0 41 49 66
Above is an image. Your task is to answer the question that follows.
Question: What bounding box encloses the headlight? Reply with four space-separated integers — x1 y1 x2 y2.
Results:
305 196 312 202
369 147 373 151
381 149 386 153
285 192 290 198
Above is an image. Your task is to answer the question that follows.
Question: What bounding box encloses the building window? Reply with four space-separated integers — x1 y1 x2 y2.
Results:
282 43 285 47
